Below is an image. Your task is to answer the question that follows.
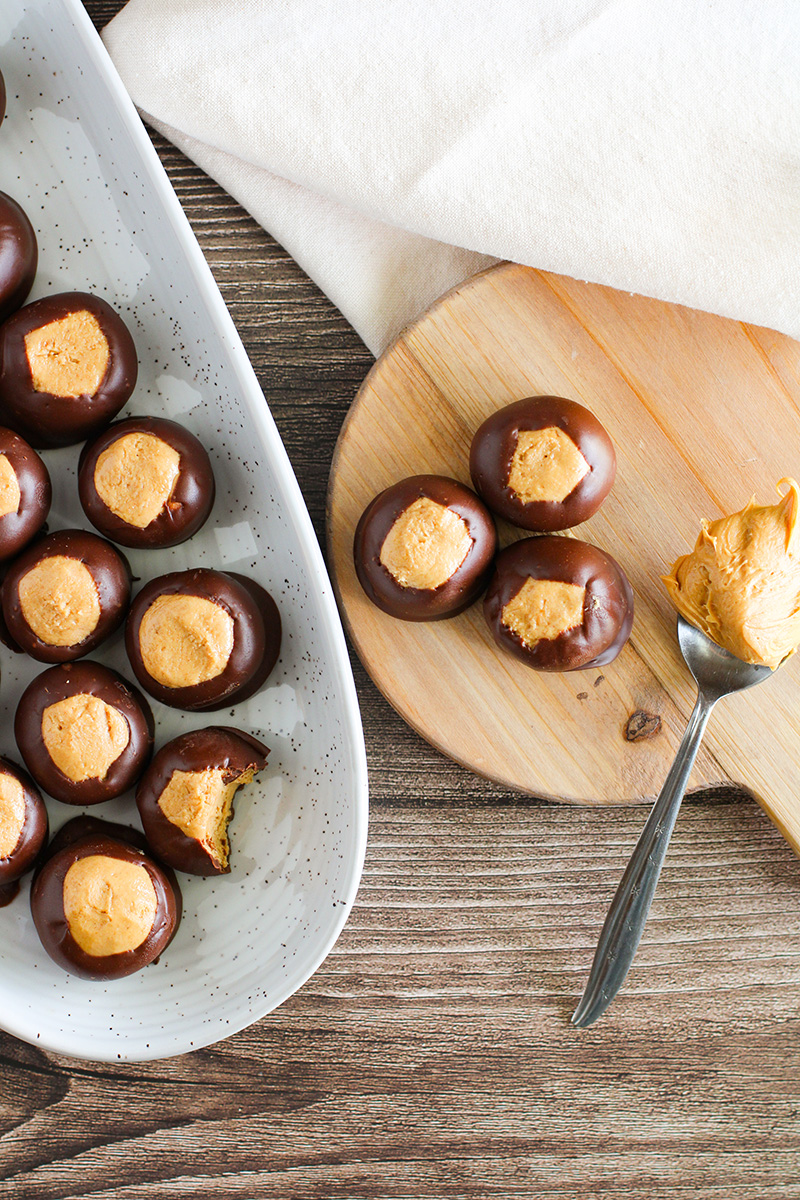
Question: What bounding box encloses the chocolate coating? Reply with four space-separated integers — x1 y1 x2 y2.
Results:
484 536 633 671
2 528 131 662
469 396 616 531
0 292 137 448
136 726 270 876
0 68 5 127
0 426 51 560
78 416 216 548
40 814 152 864
126 568 281 711
0 756 48 886
30 819 181 981
354 475 497 621
15 661 154 805
0 191 37 324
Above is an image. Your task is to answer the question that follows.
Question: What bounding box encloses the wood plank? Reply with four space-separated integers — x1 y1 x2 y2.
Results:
3 799 800 1198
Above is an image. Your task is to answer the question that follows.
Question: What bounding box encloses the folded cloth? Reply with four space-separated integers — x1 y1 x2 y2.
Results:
103 0 800 357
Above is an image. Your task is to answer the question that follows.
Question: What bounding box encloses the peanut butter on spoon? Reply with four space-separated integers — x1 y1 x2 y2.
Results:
663 478 800 670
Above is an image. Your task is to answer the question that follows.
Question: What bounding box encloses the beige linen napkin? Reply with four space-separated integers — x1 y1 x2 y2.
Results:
104 0 800 357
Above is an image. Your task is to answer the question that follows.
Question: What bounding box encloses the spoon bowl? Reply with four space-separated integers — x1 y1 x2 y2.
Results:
677 616 773 699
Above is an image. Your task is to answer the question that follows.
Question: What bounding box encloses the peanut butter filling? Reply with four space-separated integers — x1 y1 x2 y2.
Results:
508 427 590 504
24 310 110 398
18 556 101 647
63 855 158 957
0 773 25 859
158 766 256 869
0 454 21 519
379 497 472 590
138 593 235 688
502 577 586 646
94 433 181 529
663 478 800 670
41 694 130 782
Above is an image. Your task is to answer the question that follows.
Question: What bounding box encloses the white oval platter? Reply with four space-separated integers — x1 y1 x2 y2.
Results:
0 0 368 1062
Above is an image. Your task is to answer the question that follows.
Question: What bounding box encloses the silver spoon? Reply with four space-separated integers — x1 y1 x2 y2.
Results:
571 614 775 1029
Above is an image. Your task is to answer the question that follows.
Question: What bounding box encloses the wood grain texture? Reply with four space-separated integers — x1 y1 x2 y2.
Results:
328 262 800 831
1 3 799 1197
4 799 800 1199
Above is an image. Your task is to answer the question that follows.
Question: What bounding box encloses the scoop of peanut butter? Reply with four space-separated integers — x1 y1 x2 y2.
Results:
663 478 800 669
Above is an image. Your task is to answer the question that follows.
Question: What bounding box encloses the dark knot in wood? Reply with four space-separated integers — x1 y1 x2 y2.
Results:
625 709 662 742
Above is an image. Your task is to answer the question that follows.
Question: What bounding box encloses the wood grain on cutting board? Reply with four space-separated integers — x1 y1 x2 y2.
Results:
327 263 800 848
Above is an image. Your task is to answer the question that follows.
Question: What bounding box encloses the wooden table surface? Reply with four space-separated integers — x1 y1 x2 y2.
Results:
3 4 800 1197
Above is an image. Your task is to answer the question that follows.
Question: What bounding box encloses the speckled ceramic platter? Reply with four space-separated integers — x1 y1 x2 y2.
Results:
328 262 800 856
0 0 367 1062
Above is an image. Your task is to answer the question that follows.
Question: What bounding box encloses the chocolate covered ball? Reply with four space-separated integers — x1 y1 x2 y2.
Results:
0 292 137 448
354 475 497 621
78 416 216 548
0 756 48 887
136 726 270 876
0 191 37 324
125 568 281 711
2 528 131 662
30 818 181 981
0 426 51 561
15 661 154 805
470 396 616 531
484 536 633 671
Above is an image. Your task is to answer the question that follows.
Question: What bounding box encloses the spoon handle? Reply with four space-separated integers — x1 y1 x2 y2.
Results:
571 689 715 1028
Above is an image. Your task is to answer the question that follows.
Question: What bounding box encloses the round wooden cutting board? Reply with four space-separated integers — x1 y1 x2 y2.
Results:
327 263 800 849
